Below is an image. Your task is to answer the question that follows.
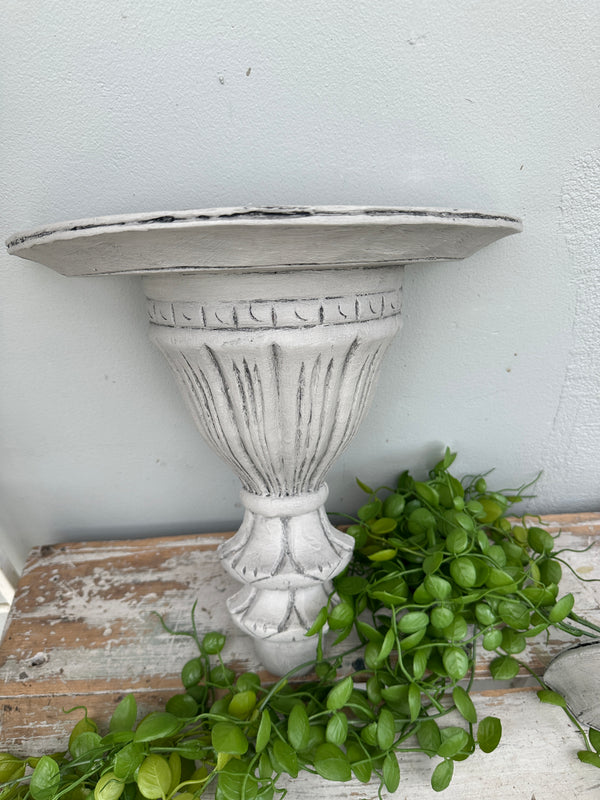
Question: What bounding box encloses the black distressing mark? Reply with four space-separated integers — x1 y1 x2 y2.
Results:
309 339 359 483
271 305 277 327
319 305 325 324
232 307 239 328
201 306 207 327
182 311 192 321
271 343 282 399
368 300 376 314
337 303 347 318
270 524 289 577
160 309 168 321
295 309 308 321
6 207 522 251
249 304 260 322
214 311 226 325
205 345 267 491
380 295 385 316
257 361 284 493
182 352 258 491
355 298 360 320
230 514 258 570
232 362 250 428
295 363 306 453
304 357 334 488
278 587 297 633
243 358 277 492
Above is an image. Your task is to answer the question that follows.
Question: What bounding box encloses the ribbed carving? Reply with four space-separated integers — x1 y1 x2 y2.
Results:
153 323 397 495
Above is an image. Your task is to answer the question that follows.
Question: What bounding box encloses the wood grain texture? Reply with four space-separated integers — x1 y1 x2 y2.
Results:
1 513 600 796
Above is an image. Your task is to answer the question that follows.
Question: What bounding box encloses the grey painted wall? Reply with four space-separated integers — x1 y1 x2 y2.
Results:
2 0 599 568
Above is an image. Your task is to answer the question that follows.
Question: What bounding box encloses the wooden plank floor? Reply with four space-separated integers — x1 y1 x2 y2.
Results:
1 513 600 797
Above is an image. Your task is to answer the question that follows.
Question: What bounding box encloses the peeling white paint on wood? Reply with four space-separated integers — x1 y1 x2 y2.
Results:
1 513 600 796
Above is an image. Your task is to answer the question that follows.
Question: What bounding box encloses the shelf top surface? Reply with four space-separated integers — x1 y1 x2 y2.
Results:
6 205 522 276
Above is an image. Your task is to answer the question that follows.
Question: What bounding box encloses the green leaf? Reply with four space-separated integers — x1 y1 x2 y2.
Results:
498 600 530 630
68 717 98 751
377 707 395 751
313 744 351 782
211 722 248 755
437 727 469 758
431 759 454 792
217 759 259 800
357 499 382 521
370 517 398 535
442 647 469 681
383 752 400 792
255 710 271 754
382 493 406 518
355 620 384 644
30 756 60 800
326 676 354 711
423 552 444 574
452 686 477 724
537 689 567 708
377 627 396 663
527 527 554 554
287 703 310 751
489 655 520 681
202 631 226 654
328 602 354 630
165 693 198 718
181 658 204 688
228 690 257 719
334 576 367 596
325 711 348 746
69 731 102 760
501 628 526 654
398 611 429 634
446 529 468 555
415 482 440 507
449 557 477 587
413 647 431 680
94 772 125 800
113 743 146 782
548 593 575 623
431 606 454 630
0 754 25 783
346 742 372 783
408 683 421 722
134 712 182 742
408 507 436 534
477 716 502 753
109 694 137 732
424 575 452 601
482 629 503 651
356 477 374 494
270 740 298 778
589 728 600 753
305 606 327 637
210 664 235 687
136 756 172 800
578 750 600 768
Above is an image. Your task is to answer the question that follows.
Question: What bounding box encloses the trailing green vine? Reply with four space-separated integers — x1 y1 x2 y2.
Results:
2 449 600 799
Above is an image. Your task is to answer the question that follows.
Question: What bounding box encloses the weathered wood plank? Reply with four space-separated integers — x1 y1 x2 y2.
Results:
1 515 600 795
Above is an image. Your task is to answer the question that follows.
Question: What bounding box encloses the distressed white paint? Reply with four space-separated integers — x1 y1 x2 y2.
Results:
1 1 600 574
1 518 600 796
5 207 520 673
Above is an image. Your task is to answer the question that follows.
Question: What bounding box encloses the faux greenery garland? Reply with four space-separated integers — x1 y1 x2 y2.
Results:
2 449 600 800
